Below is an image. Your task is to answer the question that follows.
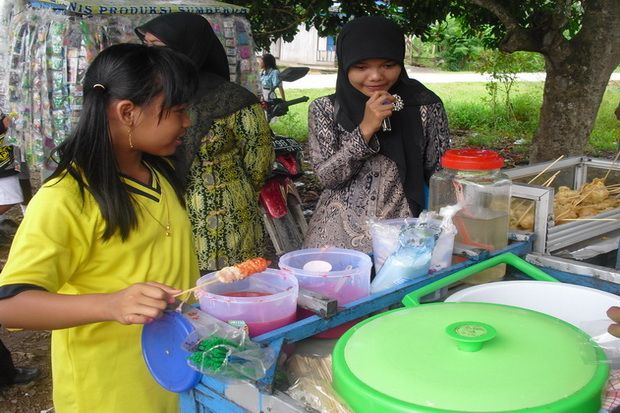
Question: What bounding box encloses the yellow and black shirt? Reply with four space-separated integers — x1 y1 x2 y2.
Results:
0 165 199 413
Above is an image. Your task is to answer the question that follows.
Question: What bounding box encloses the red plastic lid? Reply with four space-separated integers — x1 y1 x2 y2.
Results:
441 149 504 170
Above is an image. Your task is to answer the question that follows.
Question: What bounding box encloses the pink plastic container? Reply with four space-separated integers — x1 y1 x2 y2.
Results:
196 268 298 337
279 248 371 338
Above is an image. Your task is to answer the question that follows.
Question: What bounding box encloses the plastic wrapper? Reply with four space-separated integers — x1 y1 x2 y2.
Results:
368 218 403 273
369 216 442 294
181 307 277 381
578 319 620 368
286 353 351 413
425 204 461 272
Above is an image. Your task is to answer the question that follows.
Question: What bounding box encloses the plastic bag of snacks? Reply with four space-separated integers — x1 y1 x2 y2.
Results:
286 353 351 413
182 307 277 381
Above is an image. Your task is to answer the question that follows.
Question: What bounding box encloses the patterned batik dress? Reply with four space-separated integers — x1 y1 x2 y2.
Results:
185 103 274 271
303 96 451 253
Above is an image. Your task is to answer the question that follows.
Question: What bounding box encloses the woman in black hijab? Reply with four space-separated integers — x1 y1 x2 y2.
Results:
304 16 450 252
136 13 274 271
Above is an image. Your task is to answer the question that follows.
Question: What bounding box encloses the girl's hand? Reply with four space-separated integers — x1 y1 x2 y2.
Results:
359 91 395 142
608 306 620 337
106 282 181 325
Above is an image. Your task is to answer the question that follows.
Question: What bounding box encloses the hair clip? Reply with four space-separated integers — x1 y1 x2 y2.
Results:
93 83 106 90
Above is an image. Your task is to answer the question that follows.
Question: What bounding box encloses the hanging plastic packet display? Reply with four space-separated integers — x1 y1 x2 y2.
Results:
0 0 259 179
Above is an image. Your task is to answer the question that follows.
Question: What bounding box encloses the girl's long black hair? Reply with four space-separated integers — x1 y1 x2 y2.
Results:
48 43 198 241
261 53 277 71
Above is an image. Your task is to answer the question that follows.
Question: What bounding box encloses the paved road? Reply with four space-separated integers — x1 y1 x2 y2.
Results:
286 71 620 89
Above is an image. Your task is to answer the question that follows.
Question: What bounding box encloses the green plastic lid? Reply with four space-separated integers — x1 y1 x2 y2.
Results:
332 302 608 413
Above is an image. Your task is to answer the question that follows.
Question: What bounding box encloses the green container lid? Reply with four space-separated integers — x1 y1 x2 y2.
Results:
332 302 609 413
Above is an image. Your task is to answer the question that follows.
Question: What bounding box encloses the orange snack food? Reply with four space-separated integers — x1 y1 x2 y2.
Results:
215 257 271 283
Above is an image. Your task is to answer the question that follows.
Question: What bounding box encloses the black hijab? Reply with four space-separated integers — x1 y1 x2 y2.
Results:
332 16 441 215
135 12 257 116
136 12 259 184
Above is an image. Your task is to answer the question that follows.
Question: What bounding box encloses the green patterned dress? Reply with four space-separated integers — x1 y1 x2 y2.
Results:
185 102 274 272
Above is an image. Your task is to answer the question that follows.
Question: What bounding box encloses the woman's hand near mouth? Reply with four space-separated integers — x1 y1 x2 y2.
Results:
359 91 395 142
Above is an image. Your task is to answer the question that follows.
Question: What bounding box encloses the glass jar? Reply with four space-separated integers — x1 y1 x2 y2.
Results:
429 149 511 284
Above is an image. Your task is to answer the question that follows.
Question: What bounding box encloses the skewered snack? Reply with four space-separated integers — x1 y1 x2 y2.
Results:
173 257 272 299
215 257 271 283
511 177 620 230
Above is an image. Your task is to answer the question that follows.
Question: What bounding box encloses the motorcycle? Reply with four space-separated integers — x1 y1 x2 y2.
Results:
259 66 310 255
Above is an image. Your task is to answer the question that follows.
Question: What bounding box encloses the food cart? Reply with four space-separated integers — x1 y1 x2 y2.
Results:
171 155 620 412
170 237 620 412
0 0 259 179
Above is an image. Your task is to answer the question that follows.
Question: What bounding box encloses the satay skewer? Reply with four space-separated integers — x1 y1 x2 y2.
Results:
173 257 271 298
527 155 564 185
515 170 562 227
604 151 620 182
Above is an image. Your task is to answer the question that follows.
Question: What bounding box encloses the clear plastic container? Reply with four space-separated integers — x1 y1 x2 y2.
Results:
279 248 371 338
429 149 511 284
196 268 298 337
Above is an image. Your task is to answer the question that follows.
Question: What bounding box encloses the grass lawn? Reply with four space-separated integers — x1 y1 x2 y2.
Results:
271 81 620 154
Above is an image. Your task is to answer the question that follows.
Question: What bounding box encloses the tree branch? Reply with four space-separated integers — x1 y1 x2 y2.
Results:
551 0 572 30
467 0 520 30
466 0 542 53
259 19 304 36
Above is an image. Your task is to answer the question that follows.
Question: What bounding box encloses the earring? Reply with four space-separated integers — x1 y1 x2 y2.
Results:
128 128 134 149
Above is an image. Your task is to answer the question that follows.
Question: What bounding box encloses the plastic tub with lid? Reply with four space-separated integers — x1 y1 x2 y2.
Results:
279 248 371 338
446 269 620 367
196 268 298 337
332 253 609 413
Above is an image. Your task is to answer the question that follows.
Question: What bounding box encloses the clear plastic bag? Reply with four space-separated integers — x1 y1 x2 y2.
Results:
181 307 277 381
286 353 351 413
578 319 620 368
425 205 461 273
369 216 442 293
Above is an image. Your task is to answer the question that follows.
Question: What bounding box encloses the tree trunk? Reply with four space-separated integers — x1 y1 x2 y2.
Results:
529 1 620 163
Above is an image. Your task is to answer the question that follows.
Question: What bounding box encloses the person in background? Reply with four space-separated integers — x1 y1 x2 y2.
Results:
0 335 39 387
136 12 274 272
0 44 199 413
0 113 25 236
303 16 451 253
259 53 286 102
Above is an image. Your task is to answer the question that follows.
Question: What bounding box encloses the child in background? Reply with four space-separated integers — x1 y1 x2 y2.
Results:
259 53 285 102
0 44 200 413
0 112 25 235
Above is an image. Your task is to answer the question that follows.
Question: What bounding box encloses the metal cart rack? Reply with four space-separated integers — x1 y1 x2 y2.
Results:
180 238 591 413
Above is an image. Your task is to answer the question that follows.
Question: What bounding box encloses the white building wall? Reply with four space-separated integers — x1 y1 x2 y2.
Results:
269 25 335 65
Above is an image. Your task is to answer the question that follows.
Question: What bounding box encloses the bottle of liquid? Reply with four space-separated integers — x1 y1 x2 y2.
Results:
429 149 511 284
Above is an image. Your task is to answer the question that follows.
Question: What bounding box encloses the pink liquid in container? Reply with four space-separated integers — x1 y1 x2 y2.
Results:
279 248 371 338
196 268 298 337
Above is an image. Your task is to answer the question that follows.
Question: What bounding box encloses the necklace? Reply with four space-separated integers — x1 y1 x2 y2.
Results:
135 171 172 237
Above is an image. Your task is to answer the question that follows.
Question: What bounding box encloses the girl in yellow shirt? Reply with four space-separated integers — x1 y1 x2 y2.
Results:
0 44 200 413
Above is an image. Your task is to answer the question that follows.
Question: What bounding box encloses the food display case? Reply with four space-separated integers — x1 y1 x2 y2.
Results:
505 156 620 262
